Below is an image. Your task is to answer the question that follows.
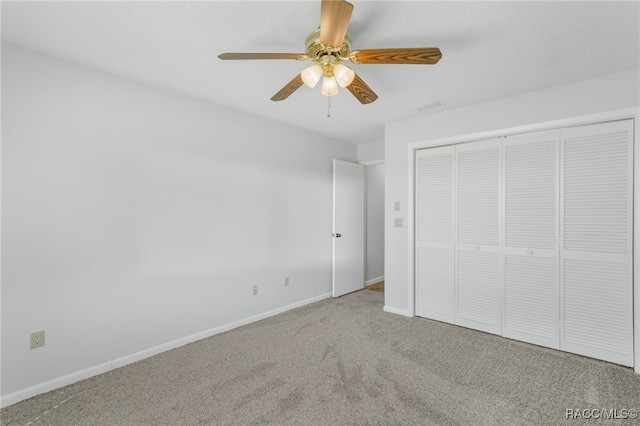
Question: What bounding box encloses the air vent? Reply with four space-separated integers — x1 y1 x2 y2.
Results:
414 100 446 113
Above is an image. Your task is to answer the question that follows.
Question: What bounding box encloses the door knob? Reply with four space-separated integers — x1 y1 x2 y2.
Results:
333 233 342 238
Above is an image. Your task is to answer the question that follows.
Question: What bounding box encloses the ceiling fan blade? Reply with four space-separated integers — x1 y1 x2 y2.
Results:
350 48 442 65
346 73 378 104
218 53 306 60
271 74 305 102
320 0 354 47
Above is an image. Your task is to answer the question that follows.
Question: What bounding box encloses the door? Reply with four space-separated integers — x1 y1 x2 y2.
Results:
455 139 502 335
503 132 559 349
560 120 634 367
332 159 365 297
415 146 455 322
414 119 635 367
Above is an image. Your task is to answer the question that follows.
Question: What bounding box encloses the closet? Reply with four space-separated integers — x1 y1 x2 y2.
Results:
415 119 634 367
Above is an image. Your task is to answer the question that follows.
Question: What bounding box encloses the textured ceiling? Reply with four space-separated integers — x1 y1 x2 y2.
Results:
2 1 639 144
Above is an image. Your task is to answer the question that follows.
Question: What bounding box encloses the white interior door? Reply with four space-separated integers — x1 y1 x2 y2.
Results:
560 120 634 367
455 140 502 335
415 146 455 322
503 132 559 349
333 159 364 297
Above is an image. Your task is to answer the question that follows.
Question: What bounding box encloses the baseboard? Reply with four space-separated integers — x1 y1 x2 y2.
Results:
383 305 413 318
111 291 332 370
0 292 332 408
0 361 114 409
365 276 384 286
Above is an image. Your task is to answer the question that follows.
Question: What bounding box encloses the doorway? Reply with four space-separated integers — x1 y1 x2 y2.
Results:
364 163 385 292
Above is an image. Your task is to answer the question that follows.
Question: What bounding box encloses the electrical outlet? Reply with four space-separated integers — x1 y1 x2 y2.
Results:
31 330 45 349
253 285 258 296
284 276 289 286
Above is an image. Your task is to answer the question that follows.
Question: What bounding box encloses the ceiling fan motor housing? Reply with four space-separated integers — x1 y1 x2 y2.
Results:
305 28 352 64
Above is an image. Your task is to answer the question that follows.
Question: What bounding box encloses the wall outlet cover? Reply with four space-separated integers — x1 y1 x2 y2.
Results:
30 330 45 349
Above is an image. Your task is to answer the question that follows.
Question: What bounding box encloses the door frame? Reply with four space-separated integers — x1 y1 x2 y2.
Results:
362 160 385 287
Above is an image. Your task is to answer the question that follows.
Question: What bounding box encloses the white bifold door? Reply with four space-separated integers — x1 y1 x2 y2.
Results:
503 132 560 349
415 146 455 323
560 121 634 366
455 140 502 335
415 119 634 367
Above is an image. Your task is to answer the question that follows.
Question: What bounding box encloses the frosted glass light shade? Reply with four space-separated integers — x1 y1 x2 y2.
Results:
321 76 339 96
301 65 323 88
333 64 355 87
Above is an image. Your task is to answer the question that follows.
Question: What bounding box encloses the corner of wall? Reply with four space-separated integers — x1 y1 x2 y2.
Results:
357 140 385 164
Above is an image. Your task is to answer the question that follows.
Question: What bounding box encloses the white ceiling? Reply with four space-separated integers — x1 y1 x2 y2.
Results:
2 1 639 145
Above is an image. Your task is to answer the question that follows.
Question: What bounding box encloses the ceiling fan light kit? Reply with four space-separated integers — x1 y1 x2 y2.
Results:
321 75 339 96
218 0 442 108
301 64 323 88
333 63 355 88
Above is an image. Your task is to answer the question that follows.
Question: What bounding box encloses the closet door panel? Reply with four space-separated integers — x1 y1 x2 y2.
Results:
560 120 633 367
563 131 630 254
504 137 558 250
456 249 500 333
504 255 558 345
564 258 630 363
503 134 559 349
457 144 500 246
416 247 454 321
455 140 501 335
415 146 455 321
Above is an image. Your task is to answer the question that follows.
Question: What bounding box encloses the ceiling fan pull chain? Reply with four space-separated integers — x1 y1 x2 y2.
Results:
327 94 331 118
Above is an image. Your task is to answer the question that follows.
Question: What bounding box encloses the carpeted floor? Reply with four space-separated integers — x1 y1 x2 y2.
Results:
2 290 639 425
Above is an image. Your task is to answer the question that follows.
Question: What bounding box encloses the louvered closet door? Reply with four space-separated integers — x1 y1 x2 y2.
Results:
503 132 559 349
561 120 634 367
415 146 455 322
455 140 501 335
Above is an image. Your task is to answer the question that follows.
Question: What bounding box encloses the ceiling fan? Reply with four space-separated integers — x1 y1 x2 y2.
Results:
218 0 442 105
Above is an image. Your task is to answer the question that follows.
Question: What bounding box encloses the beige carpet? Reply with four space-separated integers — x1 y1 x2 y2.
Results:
2 290 639 425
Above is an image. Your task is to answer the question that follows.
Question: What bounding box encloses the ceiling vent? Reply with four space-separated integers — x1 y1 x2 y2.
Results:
414 100 446 113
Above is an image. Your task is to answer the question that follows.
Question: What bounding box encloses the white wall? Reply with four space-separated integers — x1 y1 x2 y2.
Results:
365 164 384 284
0 43 357 404
357 140 384 165
384 69 640 317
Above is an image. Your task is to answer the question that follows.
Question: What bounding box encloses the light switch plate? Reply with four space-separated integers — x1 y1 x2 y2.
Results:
394 218 403 227
394 201 400 211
